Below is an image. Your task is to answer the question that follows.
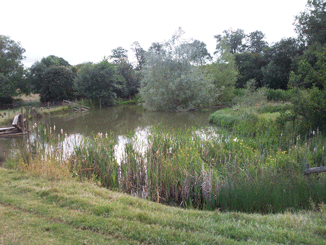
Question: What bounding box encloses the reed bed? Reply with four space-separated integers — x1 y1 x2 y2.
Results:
7 119 326 213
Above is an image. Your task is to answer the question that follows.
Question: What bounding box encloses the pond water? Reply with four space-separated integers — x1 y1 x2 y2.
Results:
0 105 218 165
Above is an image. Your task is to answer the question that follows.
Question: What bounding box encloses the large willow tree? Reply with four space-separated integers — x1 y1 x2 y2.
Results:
140 29 215 111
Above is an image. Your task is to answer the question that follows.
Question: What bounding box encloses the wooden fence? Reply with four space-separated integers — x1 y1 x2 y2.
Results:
63 100 90 111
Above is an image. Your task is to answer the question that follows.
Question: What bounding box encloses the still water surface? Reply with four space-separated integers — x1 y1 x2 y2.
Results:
0 105 217 165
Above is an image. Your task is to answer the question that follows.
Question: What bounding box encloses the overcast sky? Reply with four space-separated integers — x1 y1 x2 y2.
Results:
1 0 308 68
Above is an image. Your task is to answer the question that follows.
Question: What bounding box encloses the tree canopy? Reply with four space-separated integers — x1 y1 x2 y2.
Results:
28 55 71 94
0 35 26 102
74 60 125 106
40 66 74 103
294 0 326 45
140 29 215 111
205 39 238 102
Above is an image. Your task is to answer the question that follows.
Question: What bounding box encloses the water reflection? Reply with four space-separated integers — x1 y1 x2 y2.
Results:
0 105 217 165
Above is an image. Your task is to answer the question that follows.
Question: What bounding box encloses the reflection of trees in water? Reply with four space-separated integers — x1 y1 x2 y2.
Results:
0 106 219 164
140 109 215 130
0 137 21 166
31 105 216 139
42 106 145 137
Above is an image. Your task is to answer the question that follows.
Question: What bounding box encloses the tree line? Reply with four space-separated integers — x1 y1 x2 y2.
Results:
1 0 326 117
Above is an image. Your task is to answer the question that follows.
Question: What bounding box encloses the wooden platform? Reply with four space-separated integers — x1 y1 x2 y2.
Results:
0 114 28 137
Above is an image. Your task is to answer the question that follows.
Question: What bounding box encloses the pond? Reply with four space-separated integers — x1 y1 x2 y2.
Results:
0 105 218 165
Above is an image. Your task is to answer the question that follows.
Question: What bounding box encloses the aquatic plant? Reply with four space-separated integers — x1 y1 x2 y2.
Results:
8 119 326 213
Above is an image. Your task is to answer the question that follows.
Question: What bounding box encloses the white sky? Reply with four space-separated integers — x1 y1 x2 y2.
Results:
1 0 308 68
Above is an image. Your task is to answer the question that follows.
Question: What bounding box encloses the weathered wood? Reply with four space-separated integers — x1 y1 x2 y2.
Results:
304 164 326 175
63 100 90 111
0 126 18 135
21 107 25 134
12 114 23 131
0 126 16 131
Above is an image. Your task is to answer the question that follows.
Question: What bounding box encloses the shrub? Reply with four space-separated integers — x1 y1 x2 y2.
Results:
290 87 326 132
266 89 292 101
74 60 126 106
40 66 74 103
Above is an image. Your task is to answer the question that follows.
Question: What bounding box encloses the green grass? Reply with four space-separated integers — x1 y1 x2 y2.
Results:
1 168 326 244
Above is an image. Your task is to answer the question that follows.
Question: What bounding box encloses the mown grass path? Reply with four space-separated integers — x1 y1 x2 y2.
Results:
1 168 326 244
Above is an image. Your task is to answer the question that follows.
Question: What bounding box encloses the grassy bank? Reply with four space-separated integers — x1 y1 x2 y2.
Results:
1 168 326 244
0 94 72 126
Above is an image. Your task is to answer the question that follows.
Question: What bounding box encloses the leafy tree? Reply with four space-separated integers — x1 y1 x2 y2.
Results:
131 41 146 70
28 55 71 93
0 35 26 102
74 60 125 106
109 47 141 98
116 60 141 98
140 30 215 111
235 52 267 88
148 42 165 55
289 46 326 89
294 0 326 45
41 55 71 67
246 30 268 53
109 47 128 63
180 40 212 65
205 39 238 103
40 66 74 103
262 38 305 89
214 28 247 54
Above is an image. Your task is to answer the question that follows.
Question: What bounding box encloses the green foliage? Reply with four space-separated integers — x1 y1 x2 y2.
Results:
140 29 215 111
115 60 141 99
40 66 74 103
180 39 212 65
28 55 71 94
294 0 326 45
214 29 268 55
74 60 125 106
214 28 247 54
231 80 267 107
289 46 326 89
246 30 269 53
256 103 292 114
109 46 128 63
205 39 238 103
234 52 267 88
289 87 326 132
262 38 305 89
0 35 26 102
131 41 146 71
265 88 292 101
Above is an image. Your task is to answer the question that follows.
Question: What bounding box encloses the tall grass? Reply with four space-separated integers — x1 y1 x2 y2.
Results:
7 118 326 213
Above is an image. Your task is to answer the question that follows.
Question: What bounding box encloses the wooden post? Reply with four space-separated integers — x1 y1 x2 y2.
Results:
26 106 29 132
21 107 25 134
47 102 50 109
100 99 102 110
8 109 10 119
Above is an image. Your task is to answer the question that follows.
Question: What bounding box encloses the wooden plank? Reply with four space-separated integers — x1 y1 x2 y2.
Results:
63 100 90 110
304 165 326 175
12 114 23 131
0 126 16 131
